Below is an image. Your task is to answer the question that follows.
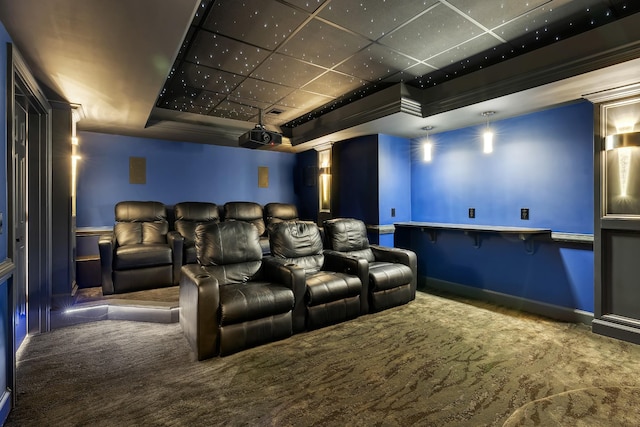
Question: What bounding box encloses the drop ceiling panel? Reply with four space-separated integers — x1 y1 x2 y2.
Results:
193 90 225 109
282 0 328 13
161 89 219 114
335 43 421 81
280 18 371 68
187 30 270 75
303 71 367 98
158 83 200 109
494 0 609 41
180 104 216 115
408 71 449 88
250 53 327 86
211 100 260 121
203 0 308 50
227 95 272 111
262 107 305 124
231 78 295 104
277 89 334 110
446 0 548 30
318 0 439 40
379 2 488 61
425 33 505 70
385 63 438 84
181 63 244 94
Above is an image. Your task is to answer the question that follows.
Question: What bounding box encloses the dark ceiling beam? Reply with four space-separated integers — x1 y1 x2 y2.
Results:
286 83 423 145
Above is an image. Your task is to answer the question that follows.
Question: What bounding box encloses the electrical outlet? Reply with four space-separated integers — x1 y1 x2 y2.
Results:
521 208 530 220
391 208 396 218
468 208 475 219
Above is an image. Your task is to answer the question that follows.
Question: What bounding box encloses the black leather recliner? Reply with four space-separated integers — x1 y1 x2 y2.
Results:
180 221 296 360
265 220 367 332
323 218 417 313
173 202 220 264
264 202 298 230
223 201 270 254
99 201 183 295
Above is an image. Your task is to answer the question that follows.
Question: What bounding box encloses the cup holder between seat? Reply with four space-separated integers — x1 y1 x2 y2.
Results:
195 274 211 279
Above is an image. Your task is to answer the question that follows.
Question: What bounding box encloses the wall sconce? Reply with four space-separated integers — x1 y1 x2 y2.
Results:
421 125 434 162
71 104 82 217
316 144 332 213
605 131 640 150
482 111 495 154
605 131 640 198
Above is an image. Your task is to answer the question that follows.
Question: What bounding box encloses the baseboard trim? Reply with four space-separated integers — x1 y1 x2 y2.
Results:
421 276 594 325
592 318 640 345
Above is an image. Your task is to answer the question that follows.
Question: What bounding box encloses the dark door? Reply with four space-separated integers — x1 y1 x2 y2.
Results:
13 92 27 350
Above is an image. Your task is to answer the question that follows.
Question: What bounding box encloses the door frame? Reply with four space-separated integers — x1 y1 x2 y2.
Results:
4 43 52 414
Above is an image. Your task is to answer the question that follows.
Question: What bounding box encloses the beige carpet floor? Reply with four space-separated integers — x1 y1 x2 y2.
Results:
7 291 640 426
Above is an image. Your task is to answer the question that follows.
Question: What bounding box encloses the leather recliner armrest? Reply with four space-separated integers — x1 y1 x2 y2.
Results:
323 250 369 315
179 264 220 360
167 230 185 284
370 245 418 298
261 256 306 333
98 233 116 295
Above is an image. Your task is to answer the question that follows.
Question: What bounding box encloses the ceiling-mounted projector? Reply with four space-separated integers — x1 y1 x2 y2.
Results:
238 125 282 149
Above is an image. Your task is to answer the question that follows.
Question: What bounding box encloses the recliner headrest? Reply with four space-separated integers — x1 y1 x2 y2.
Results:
115 201 166 222
323 218 370 252
269 221 323 258
264 203 298 223
195 221 262 266
223 201 266 236
174 202 220 222
223 201 263 221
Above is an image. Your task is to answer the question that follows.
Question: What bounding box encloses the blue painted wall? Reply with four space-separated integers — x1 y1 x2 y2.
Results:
409 101 595 312
76 131 297 227
412 101 594 233
404 230 594 311
379 134 411 246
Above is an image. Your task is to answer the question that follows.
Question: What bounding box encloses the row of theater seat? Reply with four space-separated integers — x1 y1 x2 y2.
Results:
175 201 298 262
98 200 417 360
99 200 298 295
180 217 417 360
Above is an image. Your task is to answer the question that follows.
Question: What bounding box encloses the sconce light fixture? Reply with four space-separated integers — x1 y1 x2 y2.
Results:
605 131 640 150
421 125 434 162
605 131 640 198
481 111 495 154
315 144 333 213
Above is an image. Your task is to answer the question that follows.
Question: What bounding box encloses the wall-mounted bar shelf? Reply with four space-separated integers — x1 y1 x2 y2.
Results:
394 222 552 254
550 232 594 244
